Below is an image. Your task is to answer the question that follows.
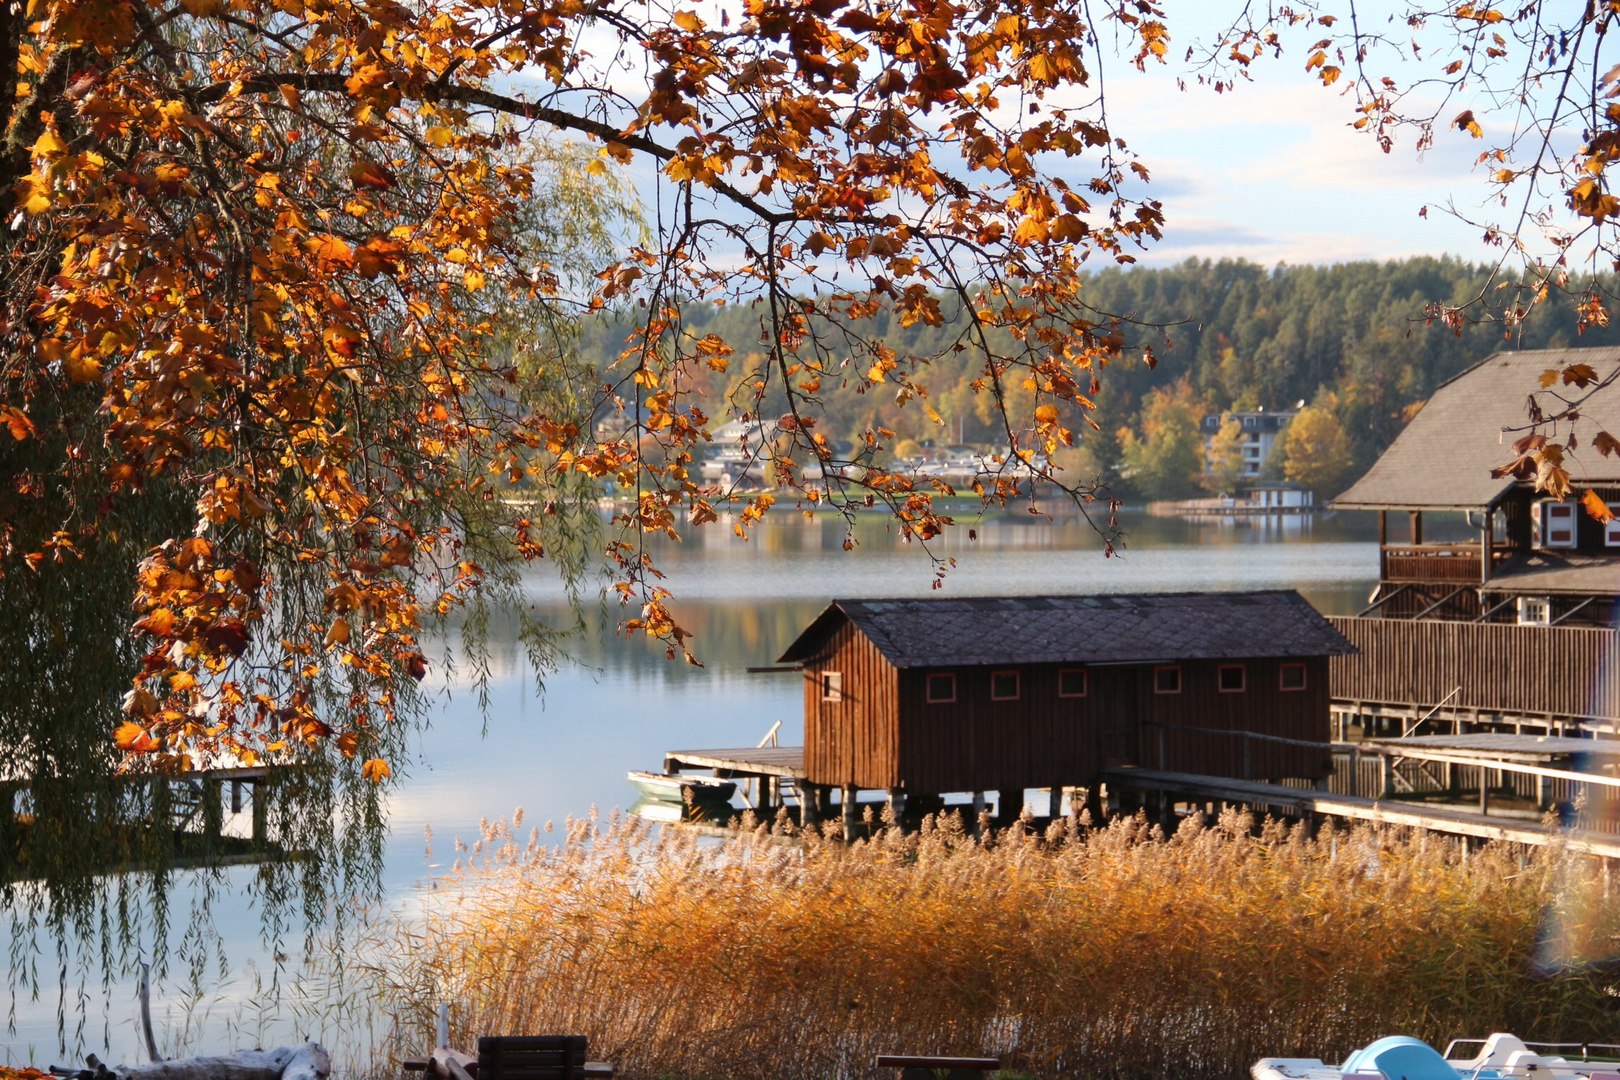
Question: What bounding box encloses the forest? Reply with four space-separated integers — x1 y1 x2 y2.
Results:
580 257 1620 500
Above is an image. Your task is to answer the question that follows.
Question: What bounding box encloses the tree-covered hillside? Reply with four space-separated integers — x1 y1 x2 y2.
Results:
578 257 1620 498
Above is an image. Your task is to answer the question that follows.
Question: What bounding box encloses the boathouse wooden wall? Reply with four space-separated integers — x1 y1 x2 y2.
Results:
804 627 1333 793
801 620 900 789
1328 616 1620 722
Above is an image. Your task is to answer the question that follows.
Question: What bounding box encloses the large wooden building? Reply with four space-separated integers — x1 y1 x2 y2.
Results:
1330 346 1620 733
776 591 1354 800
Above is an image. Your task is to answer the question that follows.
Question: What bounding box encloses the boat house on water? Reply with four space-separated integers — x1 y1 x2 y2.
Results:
774 591 1354 809
1328 346 1620 736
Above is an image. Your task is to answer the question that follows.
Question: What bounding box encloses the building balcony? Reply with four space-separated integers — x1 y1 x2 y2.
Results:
1380 542 1510 584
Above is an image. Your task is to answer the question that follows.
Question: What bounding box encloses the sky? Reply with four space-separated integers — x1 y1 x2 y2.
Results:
1066 4 1501 269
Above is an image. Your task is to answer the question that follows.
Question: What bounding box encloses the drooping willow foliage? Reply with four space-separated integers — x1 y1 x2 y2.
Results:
0 137 635 1048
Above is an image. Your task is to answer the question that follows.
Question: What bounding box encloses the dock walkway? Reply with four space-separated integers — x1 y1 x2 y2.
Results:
1102 767 1620 858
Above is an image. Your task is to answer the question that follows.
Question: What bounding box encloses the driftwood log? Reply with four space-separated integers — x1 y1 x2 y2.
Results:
54 1044 330 1080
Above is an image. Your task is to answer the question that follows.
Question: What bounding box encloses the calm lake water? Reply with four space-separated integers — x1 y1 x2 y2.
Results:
6 506 1416 1067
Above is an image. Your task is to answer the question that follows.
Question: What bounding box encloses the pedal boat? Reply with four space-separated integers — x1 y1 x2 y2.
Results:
1257 1034 1620 1080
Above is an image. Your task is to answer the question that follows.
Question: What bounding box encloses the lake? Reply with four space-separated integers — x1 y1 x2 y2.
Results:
2 506 1402 1066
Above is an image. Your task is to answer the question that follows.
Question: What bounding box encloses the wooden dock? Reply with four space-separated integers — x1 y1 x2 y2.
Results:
1101 767 1620 858
662 747 806 779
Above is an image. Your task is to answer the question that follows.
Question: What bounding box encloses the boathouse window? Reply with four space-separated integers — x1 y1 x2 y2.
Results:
990 670 1021 701
820 671 843 702
1218 664 1246 693
1517 596 1551 626
1153 665 1182 695
1058 668 1087 698
1279 663 1307 691
1534 500 1577 548
926 672 957 704
1607 505 1620 547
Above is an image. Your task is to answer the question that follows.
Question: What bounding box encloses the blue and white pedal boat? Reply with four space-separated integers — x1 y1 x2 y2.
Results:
1256 1035 1620 1080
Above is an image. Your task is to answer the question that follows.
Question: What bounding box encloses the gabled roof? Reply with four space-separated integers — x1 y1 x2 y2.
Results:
777 591 1356 669
1332 347 1620 511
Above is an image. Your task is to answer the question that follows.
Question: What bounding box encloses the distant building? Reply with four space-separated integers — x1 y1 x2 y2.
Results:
1326 346 1620 736
1201 408 1298 479
1245 481 1314 509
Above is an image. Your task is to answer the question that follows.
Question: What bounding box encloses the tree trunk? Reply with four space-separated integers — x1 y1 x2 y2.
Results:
114 1044 329 1080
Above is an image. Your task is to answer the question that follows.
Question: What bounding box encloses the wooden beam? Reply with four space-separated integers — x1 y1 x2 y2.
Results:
1367 746 1620 791
1104 768 1620 858
1412 586 1468 620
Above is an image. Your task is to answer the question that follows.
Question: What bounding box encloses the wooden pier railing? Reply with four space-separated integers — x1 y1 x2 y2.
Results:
1328 616 1620 725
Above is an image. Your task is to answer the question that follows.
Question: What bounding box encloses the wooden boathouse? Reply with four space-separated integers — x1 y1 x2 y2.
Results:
1328 346 1620 736
773 590 1354 814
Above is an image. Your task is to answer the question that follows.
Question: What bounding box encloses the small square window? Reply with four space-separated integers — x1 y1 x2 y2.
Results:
926 672 956 704
820 671 842 702
1153 665 1181 695
1279 663 1307 691
1058 668 1087 698
1517 596 1551 626
1606 505 1620 547
990 670 1020 701
1218 664 1246 693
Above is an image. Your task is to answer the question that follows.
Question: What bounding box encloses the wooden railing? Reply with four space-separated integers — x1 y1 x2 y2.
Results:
1381 543 1509 583
1328 616 1620 723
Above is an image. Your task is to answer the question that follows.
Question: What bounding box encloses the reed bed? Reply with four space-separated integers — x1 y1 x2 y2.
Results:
369 808 1620 1080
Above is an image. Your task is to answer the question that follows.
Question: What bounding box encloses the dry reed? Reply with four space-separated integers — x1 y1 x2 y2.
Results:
367 808 1620 1080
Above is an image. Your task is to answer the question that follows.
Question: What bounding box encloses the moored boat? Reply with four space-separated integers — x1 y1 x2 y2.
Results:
626 770 737 806
1256 1034 1620 1080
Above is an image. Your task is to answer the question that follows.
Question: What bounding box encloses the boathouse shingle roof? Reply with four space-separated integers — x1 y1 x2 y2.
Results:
777 590 1356 669
1332 347 1620 511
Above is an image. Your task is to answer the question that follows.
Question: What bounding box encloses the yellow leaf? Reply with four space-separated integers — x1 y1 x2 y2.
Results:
324 617 351 646
362 757 391 782
425 126 454 147
30 130 65 157
1581 488 1615 524
64 352 103 384
672 9 702 31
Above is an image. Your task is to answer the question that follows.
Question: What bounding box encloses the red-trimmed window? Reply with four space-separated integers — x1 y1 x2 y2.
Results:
1280 663 1307 691
1058 668 1087 698
926 672 957 704
1218 664 1246 693
990 670 1021 701
1154 665 1182 695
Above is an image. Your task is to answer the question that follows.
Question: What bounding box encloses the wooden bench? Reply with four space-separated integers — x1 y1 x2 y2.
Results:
875 1054 1003 1080
404 1041 613 1080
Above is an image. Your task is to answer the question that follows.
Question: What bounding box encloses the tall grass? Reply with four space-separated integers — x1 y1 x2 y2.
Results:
369 809 1620 1080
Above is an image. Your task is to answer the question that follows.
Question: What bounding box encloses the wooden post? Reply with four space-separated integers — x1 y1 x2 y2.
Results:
1480 769 1491 816
1538 772 1553 811
971 791 986 834
251 778 267 844
203 776 223 857
800 784 820 830
1047 786 1062 819
841 784 858 838
1349 747 1361 797
1409 509 1423 545
1380 753 1394 800
1378 510 1388 580
1481 508 1494 584
886 787 905 825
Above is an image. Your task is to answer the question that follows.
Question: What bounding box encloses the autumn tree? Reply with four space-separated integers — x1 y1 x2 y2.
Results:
1201 412 1245 495
1119 377 1206 500
1280 407 1354 498
11 0 1620 826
